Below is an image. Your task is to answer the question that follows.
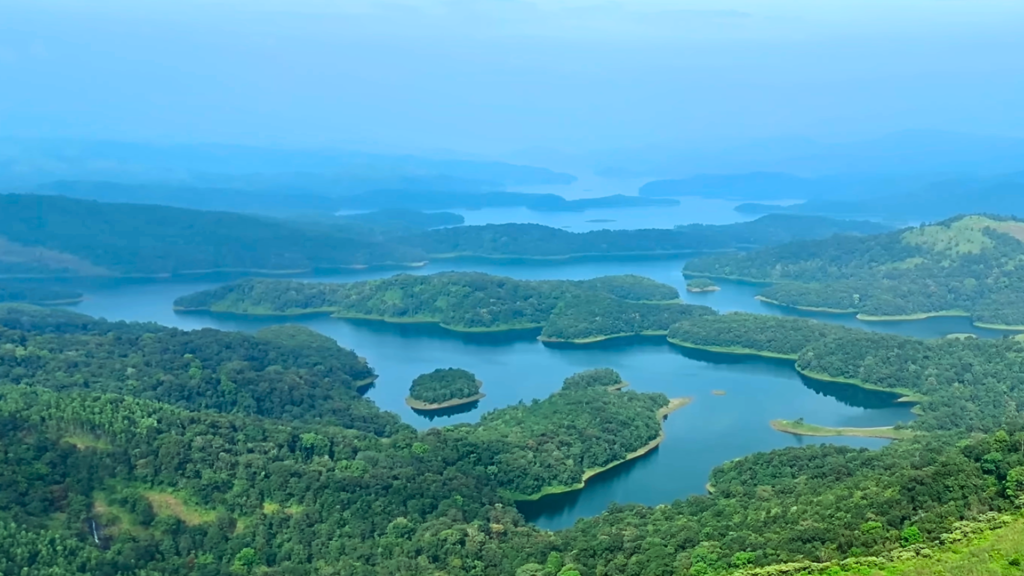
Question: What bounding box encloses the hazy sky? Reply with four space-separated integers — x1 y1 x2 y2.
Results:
2 0 1023 156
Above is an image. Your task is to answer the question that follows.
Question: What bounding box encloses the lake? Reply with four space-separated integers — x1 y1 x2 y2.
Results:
62 251 977 530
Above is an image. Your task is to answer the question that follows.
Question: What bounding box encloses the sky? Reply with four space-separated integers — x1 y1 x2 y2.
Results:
1 0 1023 157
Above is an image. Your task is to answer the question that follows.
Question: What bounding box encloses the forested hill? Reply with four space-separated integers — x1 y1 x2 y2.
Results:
406 214 890 259
0 194 887 278
175 272 715 341
685 214 1024 327
0 194 428 277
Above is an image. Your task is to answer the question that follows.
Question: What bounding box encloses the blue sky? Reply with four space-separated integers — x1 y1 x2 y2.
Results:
1 0 1022 156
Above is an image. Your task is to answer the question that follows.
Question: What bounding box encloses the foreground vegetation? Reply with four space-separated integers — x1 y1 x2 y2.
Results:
686 214 1024 328
9 301 1024 574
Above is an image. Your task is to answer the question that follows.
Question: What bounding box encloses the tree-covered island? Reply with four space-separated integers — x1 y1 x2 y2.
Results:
406 367 485 410
175 271 716 342
685 278 720 293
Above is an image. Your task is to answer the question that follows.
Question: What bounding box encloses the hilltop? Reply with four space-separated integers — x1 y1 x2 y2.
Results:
685 214 1024 327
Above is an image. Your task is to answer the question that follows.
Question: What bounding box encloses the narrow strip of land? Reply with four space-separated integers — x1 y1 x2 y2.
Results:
770 419 914 440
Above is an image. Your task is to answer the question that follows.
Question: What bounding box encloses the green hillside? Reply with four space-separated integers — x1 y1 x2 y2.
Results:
685 215 1024 327
175 272 715 341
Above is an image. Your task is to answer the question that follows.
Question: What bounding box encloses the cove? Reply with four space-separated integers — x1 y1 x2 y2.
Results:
65 260 919 531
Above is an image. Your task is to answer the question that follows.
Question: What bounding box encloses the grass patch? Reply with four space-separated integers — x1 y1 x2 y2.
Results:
62 433 111 450
144 491 217 526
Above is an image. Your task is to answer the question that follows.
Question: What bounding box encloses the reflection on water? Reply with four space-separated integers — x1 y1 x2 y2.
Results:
411 401 482 420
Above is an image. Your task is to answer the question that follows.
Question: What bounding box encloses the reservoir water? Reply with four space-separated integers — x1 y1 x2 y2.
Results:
59 251 983 529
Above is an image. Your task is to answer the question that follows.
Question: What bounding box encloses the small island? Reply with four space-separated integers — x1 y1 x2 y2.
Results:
685 278 720 293
405 368 485 411
585 218 616 223
711 390 727 396
770 418 914 440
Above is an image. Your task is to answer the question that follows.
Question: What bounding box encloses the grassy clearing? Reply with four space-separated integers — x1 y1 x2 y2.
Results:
143 491 218 526
63 433 111 450
770 419 915 440
740 515 1024 576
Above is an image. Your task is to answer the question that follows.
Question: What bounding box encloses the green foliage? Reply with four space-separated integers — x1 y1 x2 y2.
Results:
667 313 859 357
408 214 890 259
686 277 718 291
685 214 1024 326
336 208 465 231
541 292 715 342
796 331 1024 432
0 193 426 276
409 368 481 404
561 368 623 391
176 272 703 341
0 307 399 435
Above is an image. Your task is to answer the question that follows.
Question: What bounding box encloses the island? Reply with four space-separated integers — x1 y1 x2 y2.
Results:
585 218 616 223
175 272 718 343
684 214 1024 329
405 368 485 410
685 278 720 293
770 418 914 440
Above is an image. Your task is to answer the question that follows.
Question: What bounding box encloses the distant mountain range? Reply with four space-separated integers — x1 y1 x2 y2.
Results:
0 138 576 193
735 174 1024 221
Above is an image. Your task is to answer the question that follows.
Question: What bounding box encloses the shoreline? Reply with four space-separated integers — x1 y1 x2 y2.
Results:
770 419 914 440
794 366 924 403
405 392 486 411
681 271 774 285
173 307 545 333
754 296 856 314
666 338 799 360
856 310 969 322
538 330 667 344
512 396 693 502
0 262 430 280
686 286 721 293
432 249 737 262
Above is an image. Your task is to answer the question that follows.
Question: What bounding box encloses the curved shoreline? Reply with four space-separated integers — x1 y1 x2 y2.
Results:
405 392 486 411
754 296 856 314
511 396 693 502
681 271 774 285
794 366 924 403
538 331 667 344
666 338 799 360
173 307 545 333
433 249 737 262
770 419 914 440
686 286 721 293
856 310 969 322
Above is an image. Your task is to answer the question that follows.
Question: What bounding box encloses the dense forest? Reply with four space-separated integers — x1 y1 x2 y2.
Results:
408 368 482 405
541 293 715 342
7 305 1024 574
0 283 83 304
408 215 889 259
0 195 889 278
0 194 427 276
175 272 704 341
666 313 859 358
686 214 1024 326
